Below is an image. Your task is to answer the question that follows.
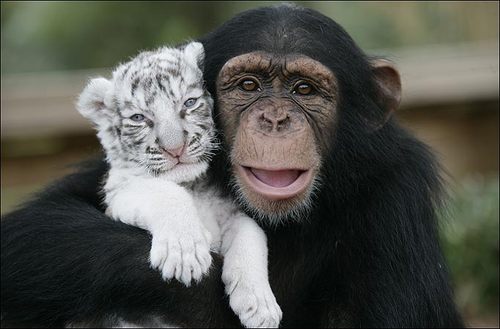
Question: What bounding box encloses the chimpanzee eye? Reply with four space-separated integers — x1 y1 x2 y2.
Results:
293 82 314 95
130 114 145 122
240 78 261 92
184 98 198 108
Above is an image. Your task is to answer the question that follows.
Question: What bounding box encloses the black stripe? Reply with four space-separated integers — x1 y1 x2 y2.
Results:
156 74 166 92
144 77 153 90
131 77 140 96
121 65 130 78
145 91 157 107
196 123 209 130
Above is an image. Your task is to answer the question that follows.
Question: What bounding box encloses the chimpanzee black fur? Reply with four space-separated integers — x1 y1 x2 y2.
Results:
1 5 463 328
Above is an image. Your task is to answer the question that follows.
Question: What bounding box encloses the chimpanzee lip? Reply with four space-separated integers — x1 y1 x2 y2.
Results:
237 165 312 201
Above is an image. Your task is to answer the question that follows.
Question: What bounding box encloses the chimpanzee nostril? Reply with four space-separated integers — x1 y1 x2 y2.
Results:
276 114 290 129
261 113 273 125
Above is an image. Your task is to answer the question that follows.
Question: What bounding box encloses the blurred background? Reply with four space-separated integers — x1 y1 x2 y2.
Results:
1 1 498 326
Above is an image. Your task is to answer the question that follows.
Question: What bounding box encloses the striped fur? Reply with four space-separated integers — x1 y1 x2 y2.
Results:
77 42 216 180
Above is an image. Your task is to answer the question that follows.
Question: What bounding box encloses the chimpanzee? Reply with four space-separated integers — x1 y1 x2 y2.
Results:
1 4 464 328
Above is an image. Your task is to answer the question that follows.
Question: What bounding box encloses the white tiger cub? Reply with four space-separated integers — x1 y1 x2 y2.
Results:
76 42 282 328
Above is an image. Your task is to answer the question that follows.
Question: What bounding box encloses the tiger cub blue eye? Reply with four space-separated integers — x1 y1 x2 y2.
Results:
184 98 198 108
130 114 145 122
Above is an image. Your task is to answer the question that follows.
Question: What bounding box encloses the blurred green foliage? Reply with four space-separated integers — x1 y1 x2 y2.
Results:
1 1 498 74
441 176 499 317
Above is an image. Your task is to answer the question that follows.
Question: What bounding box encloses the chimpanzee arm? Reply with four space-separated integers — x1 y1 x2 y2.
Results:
319 168 464 328
0 158 240 328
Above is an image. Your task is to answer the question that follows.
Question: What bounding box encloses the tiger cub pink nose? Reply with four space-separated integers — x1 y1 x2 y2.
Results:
162 144 185 158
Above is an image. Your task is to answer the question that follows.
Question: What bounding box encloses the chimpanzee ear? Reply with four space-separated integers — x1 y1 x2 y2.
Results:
183 41 205 71
77 77 113 126
370 58 402 129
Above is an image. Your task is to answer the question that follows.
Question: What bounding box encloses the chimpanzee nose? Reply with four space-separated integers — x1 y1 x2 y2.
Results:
161 144 185 158
261 109 290 132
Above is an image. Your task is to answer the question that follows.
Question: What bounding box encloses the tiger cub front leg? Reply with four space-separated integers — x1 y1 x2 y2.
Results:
220 214 282 328
105 176 212 286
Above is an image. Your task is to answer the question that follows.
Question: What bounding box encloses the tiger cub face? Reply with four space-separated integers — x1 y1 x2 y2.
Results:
77 42 216 182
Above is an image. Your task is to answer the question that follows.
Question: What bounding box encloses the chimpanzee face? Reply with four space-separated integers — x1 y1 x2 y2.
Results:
216 52 338 222
213 50 400 224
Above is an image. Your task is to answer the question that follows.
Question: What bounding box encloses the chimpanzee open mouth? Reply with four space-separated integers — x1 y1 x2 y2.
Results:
237 165 312 200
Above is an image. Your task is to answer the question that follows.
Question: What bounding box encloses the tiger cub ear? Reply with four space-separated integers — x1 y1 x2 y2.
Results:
77 77 113 126
183 41 205 71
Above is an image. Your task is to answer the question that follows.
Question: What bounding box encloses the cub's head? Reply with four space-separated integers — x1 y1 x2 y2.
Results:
77 42 216 182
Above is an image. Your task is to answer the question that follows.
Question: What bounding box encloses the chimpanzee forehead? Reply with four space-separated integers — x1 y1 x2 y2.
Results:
218 51 337 89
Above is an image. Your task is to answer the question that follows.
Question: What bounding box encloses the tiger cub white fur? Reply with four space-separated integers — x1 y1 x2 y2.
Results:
76 42 282 328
